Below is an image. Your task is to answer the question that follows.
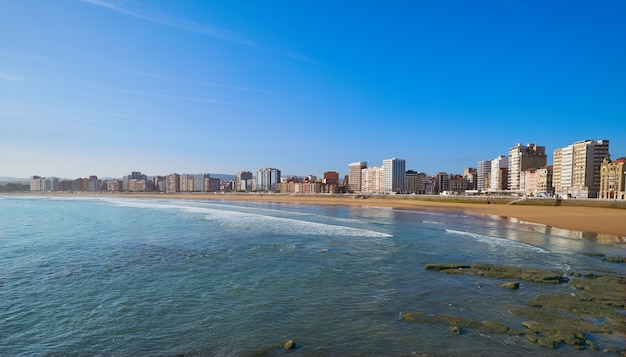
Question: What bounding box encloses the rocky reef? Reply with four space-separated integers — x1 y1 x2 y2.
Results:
404 263 626 353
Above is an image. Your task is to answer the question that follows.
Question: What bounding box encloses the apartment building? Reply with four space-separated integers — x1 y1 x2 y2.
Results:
553 139 609 198
405 170 427 194
361 166 384 193
383 158 406 193
348 162 367 192
166 173 180 193
522 166 553 197
256 168 281 192
477 160 491 191
508 143 546 192
490 155 508 191
599 158 626 200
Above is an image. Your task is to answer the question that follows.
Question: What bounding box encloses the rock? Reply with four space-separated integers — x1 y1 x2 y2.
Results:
282 339 296 350
424 263 471 271
480 321 509 334
601 256 626 263
501 282 520 289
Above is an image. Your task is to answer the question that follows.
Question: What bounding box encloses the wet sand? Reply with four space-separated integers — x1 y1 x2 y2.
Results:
105 193 626 239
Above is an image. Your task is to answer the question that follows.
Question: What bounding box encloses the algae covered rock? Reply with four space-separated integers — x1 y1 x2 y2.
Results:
501 282 520 289
480 321 509 334
282 339 296 350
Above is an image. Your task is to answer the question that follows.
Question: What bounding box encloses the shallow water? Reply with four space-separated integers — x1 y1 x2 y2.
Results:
1 196 624 356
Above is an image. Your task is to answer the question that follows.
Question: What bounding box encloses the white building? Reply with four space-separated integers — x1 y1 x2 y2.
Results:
490 155 508 191
383 158 406 193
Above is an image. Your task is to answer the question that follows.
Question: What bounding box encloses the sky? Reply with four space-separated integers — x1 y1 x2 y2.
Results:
1 0 625 179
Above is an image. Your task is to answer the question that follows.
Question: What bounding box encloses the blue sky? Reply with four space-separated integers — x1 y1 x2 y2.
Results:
1 0 624 179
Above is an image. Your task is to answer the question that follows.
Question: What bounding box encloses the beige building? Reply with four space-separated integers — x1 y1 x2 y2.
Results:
361 166 384 193
599 158 626 200
508 143 546 192
553 139 609 198
348 162 367 192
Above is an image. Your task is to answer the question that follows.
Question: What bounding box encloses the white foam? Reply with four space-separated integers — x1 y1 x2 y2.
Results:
105 198 392 238
445 229 549 253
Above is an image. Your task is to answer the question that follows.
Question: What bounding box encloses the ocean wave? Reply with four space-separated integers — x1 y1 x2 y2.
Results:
444 229 549 253
106 198 392 238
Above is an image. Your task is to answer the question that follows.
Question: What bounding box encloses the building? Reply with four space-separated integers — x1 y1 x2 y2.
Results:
477 160 491 191
490 156 508 191
553 139 610 198
257 168 281 192
166 173 180 193
508 143 546 192
435 172 449 193
193 174 210 192
383 158 406 193
361 166 384 193
30 176 42 191
464 168 477 190
449 174 466 193
522 166 554 197
599 158 626 200
236 171 254 192
348 162 367 192
404 170 426 194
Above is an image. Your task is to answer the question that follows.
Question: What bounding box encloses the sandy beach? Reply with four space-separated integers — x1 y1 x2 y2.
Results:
93 193 626 240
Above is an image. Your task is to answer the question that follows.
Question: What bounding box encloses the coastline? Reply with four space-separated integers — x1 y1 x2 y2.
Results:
11 192 625 240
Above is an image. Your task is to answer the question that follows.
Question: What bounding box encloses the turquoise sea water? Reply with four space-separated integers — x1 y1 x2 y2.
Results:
1 195 624 356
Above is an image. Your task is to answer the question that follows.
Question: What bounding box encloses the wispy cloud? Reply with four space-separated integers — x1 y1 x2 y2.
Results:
127 70 274 94
0 72 25 81
91 84 237 104
79 0 254 46
79 1 317 63
0 51 47 61
1 102 147 122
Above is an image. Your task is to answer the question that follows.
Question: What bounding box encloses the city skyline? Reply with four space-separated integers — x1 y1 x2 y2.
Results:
2 1 625 178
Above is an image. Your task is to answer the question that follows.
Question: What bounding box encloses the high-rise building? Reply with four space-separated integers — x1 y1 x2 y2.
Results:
30 176 42 191
166 173 180 193
257 168 281 192
553 139 610 198
508 143 546 192
599 157 626 200
490 156 508 191
361 166 384 193
348 162 367 192
383 158 406 193
236 171 253 192
435 172 449 193
477 160 491 191
194 174 210 191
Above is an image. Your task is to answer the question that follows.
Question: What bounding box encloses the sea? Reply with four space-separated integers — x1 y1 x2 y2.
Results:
1 195 624 357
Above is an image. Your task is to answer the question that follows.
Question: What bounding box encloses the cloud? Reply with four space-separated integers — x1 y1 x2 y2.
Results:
127 70 274 94
0 51 47 61
91 84 237 104
0 72 24 81
2 102 145 120
79 0 254 46
79 1 317 63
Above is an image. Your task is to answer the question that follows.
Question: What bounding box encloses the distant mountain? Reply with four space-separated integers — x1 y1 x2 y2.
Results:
209 173 236 181
0 177 30 184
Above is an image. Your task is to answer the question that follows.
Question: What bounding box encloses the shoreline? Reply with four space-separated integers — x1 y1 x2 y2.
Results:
7 192 625 240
